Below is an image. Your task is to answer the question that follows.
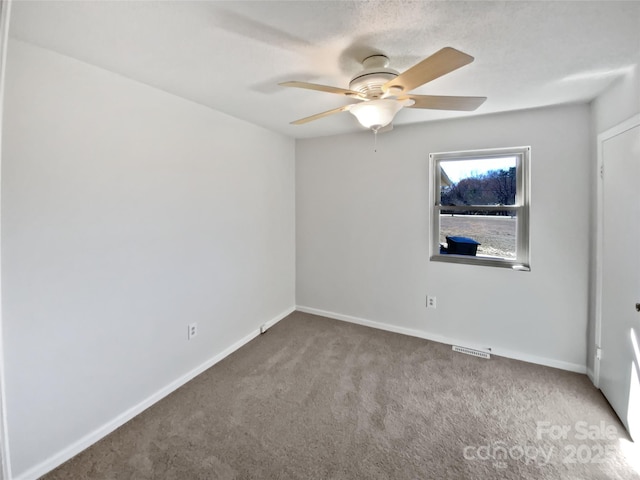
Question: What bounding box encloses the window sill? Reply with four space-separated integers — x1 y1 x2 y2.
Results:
430 254 530 271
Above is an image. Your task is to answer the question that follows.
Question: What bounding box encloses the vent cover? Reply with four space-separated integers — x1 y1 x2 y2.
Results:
452 345 491 359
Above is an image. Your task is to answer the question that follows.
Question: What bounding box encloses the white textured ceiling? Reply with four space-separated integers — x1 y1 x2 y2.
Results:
8 0 640 138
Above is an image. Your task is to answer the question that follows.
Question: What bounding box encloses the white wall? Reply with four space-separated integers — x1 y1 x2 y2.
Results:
1 40 295 478
297 104 591 372
587 66 640 377
592 65 640 134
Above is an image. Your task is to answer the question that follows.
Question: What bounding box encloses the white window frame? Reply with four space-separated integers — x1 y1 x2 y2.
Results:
429 146 531 270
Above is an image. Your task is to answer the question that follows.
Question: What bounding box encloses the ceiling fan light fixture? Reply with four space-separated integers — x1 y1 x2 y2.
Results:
349 99 403 130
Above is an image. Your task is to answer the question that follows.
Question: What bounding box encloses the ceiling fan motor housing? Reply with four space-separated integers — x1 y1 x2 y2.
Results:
349 55 399 99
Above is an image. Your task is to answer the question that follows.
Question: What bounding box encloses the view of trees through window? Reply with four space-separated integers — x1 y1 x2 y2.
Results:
440 167 516 207
439 157 517 259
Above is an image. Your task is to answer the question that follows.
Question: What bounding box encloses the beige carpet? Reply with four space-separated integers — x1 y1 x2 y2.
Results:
42 311 639 479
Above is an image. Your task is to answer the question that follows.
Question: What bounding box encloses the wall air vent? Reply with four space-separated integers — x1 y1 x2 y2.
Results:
452 345 491 359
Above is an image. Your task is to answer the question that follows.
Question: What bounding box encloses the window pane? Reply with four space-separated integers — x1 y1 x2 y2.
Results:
439 212 516 259
439 157 517 206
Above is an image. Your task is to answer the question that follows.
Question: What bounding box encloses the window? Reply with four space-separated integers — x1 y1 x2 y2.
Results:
430 146 530 270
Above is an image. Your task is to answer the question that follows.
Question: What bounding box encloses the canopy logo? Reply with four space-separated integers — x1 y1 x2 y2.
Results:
463 441 553 469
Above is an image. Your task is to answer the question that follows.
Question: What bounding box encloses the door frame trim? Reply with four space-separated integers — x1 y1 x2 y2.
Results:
0 1 11 478
594 112 640 388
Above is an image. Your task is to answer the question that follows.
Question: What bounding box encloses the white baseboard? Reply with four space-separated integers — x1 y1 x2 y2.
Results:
14 306 295 480
296 305 587 374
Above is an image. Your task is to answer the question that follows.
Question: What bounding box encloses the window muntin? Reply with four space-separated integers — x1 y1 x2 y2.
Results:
430 147 530 269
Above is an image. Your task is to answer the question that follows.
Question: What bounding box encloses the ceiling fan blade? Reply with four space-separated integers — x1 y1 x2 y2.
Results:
383 47 474 93
402 94 486 111
280 81 362 98
290 105 352 125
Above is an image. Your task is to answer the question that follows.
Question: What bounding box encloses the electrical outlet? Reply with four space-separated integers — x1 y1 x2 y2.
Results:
427 296 437 309
188 322 198 340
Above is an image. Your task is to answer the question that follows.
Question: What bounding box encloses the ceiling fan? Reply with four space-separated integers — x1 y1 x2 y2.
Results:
279 47 486 132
